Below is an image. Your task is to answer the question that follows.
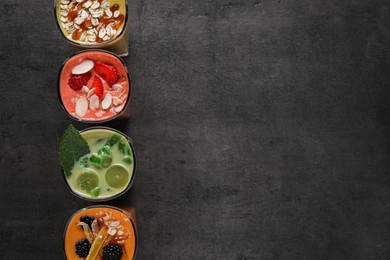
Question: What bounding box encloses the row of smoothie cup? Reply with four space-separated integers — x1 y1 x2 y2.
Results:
59 51 138 259
54 0 137 258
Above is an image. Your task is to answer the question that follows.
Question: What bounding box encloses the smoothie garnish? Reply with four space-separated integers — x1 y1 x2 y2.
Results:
71 210 132 259
65 58 125 118
59 0 125 44
60 125 90 178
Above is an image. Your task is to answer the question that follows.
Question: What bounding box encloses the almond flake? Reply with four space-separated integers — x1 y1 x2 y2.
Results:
75 97 88 117
114 104 124 113
105 8 112 18
91 1 100 9
60 10 68 16
61 0 70 4
83 0 92 8
72 60 94 75
92 18 99 26
107 228 117 236
101 0 110 9
89 94 99 110
118 230 124 236
76 0 84 3
87 35 96 42
61 16 68 23
101 94 112 109
80 32 86 41
87 88 96 98
112 84 122 91
95 111 104 117
114 10 120 18
112 96 123 106
92 10 103 18
103 35 109 41
82 86 90 94
106 25 112 36
111 221 120 227
74 16 86 25
98 28 106 38
110 107 115 113
80 9 89 19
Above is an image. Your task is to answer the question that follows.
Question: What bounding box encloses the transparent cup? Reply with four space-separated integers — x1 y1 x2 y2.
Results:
57 49 132 124
54 0 129 56
60 126 136 201
64 205 138 259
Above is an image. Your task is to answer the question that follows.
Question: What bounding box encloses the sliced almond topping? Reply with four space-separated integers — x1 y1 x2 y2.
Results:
106 25 112 36
87 88 96 98
74 16 86 25
111 221 120 227
114 10 120 18
110 107 115 113
61 16 68 23
83 0 92 8
101 0 110 9
60 10 68 17
95 111 104 117
107 228 117 236
82 85 90 94
112 84 122 91
61 0 70 5
98 28 106 38
76 0 84 3
76 97 88 117
114 104 124 113
91 18 99 26
101 94 112 109
80 32 86 41
103 35 109 41
89 94 99 110
112 96 123 106
72 59 94 75
91 1 100 9
80 9 89 19
105 8 112 18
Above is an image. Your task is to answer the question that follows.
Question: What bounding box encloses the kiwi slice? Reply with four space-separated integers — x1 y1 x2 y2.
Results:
77 169 99 193
105 165 129 189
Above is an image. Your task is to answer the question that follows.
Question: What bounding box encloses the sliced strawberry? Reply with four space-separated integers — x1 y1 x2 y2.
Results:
91 76 104 99
68 72 91 91
94 61 118 85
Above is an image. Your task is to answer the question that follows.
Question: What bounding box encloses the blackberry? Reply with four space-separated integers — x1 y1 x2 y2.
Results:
80 215 95 229
103 244 123 260
75 239 91 258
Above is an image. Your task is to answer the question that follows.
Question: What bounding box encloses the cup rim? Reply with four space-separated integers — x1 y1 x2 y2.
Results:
53 0 129 48
63 205 138 260
57 49 132 124
60 126 137 202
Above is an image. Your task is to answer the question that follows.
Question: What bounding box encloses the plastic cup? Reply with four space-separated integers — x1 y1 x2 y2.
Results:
64 205 137 259
54 0 129 56
57 49 132 124
60 126 136 201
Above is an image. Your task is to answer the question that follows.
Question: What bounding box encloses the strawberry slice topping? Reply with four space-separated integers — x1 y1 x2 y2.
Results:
93 61 118 85
91 76 104 99
68 72 91 91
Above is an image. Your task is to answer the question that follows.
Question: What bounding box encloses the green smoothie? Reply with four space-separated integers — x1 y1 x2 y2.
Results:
60 126 135 200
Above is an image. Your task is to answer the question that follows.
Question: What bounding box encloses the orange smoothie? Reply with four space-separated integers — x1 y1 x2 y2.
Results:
64 206 137 260
58 50 131 123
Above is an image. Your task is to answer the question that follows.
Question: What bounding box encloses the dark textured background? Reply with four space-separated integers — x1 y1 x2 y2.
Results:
1 0 390 259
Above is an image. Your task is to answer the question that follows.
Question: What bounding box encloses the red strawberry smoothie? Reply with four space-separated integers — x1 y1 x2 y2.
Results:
59 50 130 122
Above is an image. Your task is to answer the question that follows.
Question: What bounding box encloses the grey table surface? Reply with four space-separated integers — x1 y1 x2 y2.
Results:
1 0 390 259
